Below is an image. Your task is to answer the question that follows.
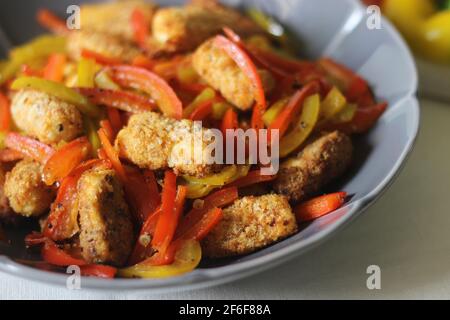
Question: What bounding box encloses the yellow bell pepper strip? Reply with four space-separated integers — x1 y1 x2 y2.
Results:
184 165 238 186
118 240 201 279
320 86 347 120
94 70 121 90
183 87 216 118
211 101 232 120
333 103 357 124
0 35 66 85
176 64 199 85
84 116 101 154
279 94 320 157
185 183 217 199
109 65 183 119
11 77 101 118
77 58 98 88
262 97 290 127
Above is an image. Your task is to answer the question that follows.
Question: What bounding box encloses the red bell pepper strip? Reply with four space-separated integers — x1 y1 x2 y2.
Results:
0 149 24 162
98 127 127 182
99 119 115 143
81 49 122 66
213 34 266 110
77 87 156 113
108 65 183 119
329 102 387 134
175 186 237 238
294 192 347 222
5 133 55 164
36 9 69 35
24 231 47 247
268 81 319 141
131 8 150 48
221 108 238 134
0 92 11 131
43 53 66 82
189 99 214 121
42 136 91 185
21 64 43 77
80 264 117 279
41 240 87 267
44 159 111 241
177 207 223 241
132 55 157 70
107 107 123 136
227 169 276 188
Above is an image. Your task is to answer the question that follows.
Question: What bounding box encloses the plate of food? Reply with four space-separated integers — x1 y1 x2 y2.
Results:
0 0 419 292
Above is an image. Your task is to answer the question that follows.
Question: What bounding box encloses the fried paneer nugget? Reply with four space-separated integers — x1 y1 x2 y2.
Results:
4 159 55 217
80 0 156 41
11 89 83 145
193 38 274 110
202 194 298 257
115 112 222 177
0 165 12 219
67 29 141 62
152 2 261 53
273 131 353 203
77 165 134 266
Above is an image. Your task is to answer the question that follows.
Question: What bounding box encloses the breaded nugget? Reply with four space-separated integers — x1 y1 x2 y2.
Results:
80 0 156 41
4 159 55 217
0 165 12 219
152 2 261 53
115 111 222 177
202 194 298 257
67 29 141 62
11 89 83 145
193 38 274 110
77 165 134 266
273 131 352 202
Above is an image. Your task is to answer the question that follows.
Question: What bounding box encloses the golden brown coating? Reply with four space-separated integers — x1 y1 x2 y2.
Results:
77 165 134 266
115 111 222 177
152 2 261 53
80 0 156 41
193 38 274 110
0 165 12 219
4 159 55 217
273 131 353 203
11 89 83 145
202 194 298 257
67 29 141 62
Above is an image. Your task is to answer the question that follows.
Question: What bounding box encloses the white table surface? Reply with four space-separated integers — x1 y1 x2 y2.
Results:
1 98 449 300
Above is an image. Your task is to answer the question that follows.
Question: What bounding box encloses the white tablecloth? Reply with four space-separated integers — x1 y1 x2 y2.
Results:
1 98 449 300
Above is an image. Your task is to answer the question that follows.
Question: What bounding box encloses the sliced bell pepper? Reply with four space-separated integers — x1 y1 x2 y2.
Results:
262 97 289 127
41 240 87 267
5 132 54 163
221 108 239 135
0 148 24 162
80 264 117 279
320 87 347 120
176 186 237 238
109 65 183 119
279 94 320 157
77 58 98 88
98 127 127 182
227 169 276 188
294 192 347 222
214 34 266 110
11 77 101 118
268 81 319 143
99 119 115 142
119 239 201 279
183 165 238 186
44 159 111 241
43 53 66 82
107 107 122 136
36 9 68 35
81 49 122 66
94 70 121 90
131 8 150 48
183 87 216 118
77 87 156 113
212 101 231 120
188 99 214 121
132 55 157 70
1 35 66 85
83 115 101 154
329 102 387 134
0 92 11 132
177 207 222 241
42 136 91 185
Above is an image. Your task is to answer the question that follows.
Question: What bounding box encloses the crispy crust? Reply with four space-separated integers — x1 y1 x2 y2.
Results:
193 38 274 110
0 165 12 219
273 131 353 203
67 29 141 62
202 194 298 257
80 0 157 41
77 166 134 266
152 2 261 53
4 159 55 217
11 89 83 145
115 111 222 177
